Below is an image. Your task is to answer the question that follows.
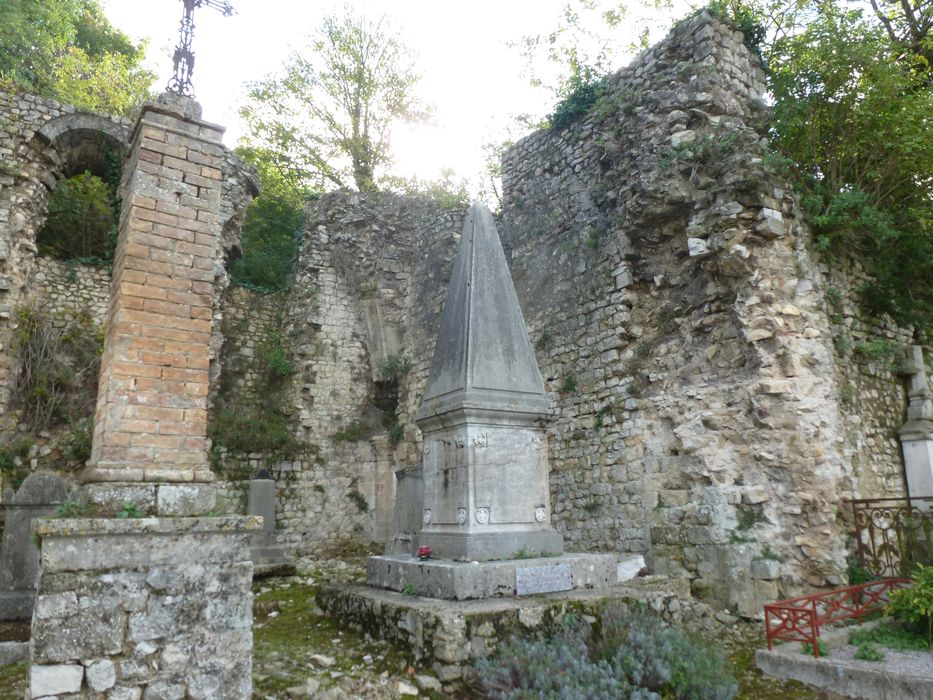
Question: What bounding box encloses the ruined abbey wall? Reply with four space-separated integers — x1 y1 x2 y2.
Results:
0 12 925 612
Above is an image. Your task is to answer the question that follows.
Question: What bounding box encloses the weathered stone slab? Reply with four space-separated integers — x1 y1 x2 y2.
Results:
0 473 70 620
29 516 259 699
367 553 634 600
515 564 572 595
319 577 713 689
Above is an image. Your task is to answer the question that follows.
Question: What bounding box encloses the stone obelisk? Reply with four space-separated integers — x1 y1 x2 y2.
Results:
413 202 563 561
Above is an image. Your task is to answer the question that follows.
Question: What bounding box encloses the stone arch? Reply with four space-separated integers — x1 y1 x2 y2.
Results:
32 113 131 183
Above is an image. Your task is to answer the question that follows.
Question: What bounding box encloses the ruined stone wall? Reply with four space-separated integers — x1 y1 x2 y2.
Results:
822 259 914 500
29 259 111 323
0 89 254 499
0 91 130 423
277 193 460 561
492 11 918 612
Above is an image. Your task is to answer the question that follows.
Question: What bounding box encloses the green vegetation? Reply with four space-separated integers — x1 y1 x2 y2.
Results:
240 8 429 192
345 489 369 513
116 501 141 519
0 438 33 491
475 605 737 699
535 330 555 354
711 1 933 338
846 556 876 586
735 504 765 531
10 307 102 435
853 642 885 661
377 354 413 381
252 577 409 697
37 171 119 263
210 313 312 510
548 73 608 129
331 421 365 443
0 661 27 700
850 622 928 653
560 375 578 394
0 0 154 115
801 638 828 657
886 563 933 649
52 500 93 518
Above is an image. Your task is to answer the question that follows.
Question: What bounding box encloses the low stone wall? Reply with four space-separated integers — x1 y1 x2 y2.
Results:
30 516 258 699
318 577 718 688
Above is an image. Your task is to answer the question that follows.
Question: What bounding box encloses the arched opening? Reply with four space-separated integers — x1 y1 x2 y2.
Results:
35 127 127 263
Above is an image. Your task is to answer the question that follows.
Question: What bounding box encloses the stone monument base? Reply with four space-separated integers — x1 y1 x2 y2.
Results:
366 552 645 600
251 533 296 577
414 527 564 562
29 516 259 699
319 573 701 688
82 481 216 517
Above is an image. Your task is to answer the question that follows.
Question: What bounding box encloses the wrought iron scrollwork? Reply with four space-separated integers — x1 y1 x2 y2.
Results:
848 497 933 577
166 0 236 98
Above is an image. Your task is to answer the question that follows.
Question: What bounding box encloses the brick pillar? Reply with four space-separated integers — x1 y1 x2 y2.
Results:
84 97 222 506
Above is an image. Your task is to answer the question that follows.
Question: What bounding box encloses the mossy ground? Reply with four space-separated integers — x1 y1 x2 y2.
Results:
0 661 27 700
252 566 445 699
718 623 820 700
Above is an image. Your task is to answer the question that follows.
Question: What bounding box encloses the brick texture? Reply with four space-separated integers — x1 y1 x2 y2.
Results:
86 103 224 483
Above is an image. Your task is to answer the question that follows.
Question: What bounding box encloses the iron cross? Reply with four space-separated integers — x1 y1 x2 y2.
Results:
166 0 236 98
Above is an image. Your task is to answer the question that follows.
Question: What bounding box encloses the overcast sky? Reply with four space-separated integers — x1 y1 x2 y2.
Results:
102 0 696 189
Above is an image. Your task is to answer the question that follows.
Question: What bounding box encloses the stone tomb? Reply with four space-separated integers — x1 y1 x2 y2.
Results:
898 345 933 505
365 203 644 600
0 473 70 620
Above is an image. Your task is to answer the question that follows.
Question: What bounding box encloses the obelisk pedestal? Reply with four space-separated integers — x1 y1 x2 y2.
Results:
367 203 642 600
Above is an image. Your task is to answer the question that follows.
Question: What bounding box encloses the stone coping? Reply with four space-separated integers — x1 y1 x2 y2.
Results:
756 645 933 700
33 515 262 539
367 553 642 600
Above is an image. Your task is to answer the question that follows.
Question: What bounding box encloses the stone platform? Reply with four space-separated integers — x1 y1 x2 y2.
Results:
319 573 704 687
29 516 260 699
366 552 645 600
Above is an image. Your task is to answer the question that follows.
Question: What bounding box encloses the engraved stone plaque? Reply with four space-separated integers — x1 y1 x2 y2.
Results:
515 564 572 595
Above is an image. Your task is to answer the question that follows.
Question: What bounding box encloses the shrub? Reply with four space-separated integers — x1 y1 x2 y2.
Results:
231 193 303 293
11 308 102 433
886 564 933 650
475 606 736 700
377 354 412 381
548 74 608 131
853 642 884 661
476 619 630 699
37 171 118 262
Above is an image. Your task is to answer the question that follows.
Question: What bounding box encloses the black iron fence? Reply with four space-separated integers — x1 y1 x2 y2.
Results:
847 497 933 577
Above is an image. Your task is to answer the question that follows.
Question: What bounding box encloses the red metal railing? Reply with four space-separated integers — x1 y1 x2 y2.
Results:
764 578 910 657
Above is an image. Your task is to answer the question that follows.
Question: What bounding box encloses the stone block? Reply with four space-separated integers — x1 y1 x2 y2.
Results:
0 473 71 620
156 482 216 516
86 658 116 692
30 664 84 697
367 553 625 600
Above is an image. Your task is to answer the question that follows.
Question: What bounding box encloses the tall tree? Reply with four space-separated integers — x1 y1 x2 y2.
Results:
0 0 154 116
240 10 429 192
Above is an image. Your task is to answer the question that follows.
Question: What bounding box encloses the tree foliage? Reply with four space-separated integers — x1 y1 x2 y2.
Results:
37 171 118 262
712 1 933 337
240 10 428 192
231 147 309 293
0 0 155 115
